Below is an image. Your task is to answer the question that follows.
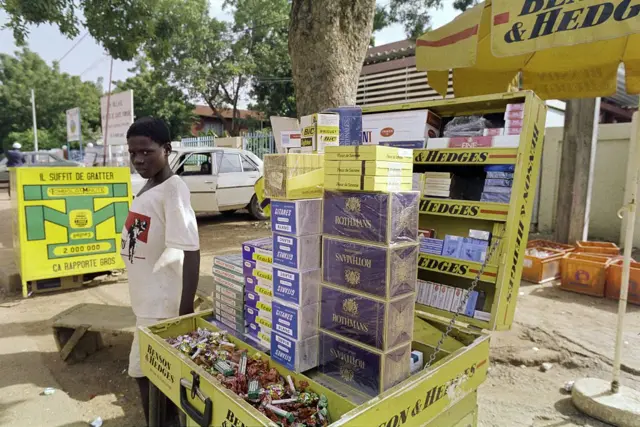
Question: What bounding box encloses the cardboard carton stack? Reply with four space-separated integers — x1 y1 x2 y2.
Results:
318 145 419 397
481 165 515 203
422 172 452 198
212 254 245 337
242 237 274 351
263 154 325 200
270 199 323 372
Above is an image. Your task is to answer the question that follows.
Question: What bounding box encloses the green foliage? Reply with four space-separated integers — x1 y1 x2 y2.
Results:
0 48 103 153
114 60 196 140
6 128 57 151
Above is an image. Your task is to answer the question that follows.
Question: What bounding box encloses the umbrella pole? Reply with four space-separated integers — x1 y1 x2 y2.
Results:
612 108 639 392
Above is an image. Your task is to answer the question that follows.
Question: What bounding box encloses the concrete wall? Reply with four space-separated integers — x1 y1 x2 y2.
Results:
537 122 633 245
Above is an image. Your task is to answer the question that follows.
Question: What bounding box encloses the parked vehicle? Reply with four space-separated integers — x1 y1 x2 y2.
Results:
130 147 266 220
0 151 83 183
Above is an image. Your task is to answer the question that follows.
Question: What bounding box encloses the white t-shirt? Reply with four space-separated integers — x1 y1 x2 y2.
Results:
121 175 199 318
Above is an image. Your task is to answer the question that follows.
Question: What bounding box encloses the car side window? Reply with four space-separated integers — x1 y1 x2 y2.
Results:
218 154 242 173
177 153 213 176
241 155 257 172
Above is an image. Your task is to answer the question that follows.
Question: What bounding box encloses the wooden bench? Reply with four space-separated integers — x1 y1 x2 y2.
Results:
52 303 136 362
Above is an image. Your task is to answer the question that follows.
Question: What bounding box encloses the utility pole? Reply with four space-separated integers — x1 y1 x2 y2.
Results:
554 98 600 243
31 89 39 151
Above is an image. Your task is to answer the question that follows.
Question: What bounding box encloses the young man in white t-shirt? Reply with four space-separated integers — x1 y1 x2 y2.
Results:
121 117 200 424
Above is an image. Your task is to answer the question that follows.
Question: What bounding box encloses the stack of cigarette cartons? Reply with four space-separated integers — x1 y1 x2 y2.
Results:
323 145 414 192
242 237 274 351
504 103 524 135
318 146 419 397
212 254 245 336
422 172 452 198
300 113 340 153
481 165 515 203
270 198 322 373
263 153 325 200
415 280 485 318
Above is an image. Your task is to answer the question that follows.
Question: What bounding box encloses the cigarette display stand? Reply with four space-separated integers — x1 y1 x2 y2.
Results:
140 91 546 427
10 167 131 297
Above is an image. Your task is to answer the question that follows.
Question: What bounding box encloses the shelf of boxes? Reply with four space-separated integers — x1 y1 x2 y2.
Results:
361 92 546 332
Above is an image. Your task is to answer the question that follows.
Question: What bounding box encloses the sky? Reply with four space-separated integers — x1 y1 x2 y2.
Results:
0 1 460 108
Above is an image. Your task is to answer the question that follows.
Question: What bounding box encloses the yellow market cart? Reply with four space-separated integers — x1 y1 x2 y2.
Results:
10 167 131 296
140 91 546 426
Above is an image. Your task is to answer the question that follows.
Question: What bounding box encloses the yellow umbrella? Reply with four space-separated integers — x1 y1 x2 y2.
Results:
416 1 640 422
416 0 640 99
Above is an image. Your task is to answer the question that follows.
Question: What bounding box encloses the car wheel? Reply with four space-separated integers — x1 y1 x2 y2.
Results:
221 210 237 217
248 194 267 220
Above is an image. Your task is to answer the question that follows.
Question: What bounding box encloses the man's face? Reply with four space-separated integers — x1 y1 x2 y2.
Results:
127 136 170 179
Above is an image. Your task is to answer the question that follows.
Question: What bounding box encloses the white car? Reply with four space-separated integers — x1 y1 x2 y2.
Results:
131 147 266 220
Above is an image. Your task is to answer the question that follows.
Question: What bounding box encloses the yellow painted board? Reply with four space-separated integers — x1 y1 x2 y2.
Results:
324 175 413 192
413 148 518 165
10 167 131 297
142 311 489 427
324 160 413 177
324 145 413 163
417 253 498 284
419 197 509 222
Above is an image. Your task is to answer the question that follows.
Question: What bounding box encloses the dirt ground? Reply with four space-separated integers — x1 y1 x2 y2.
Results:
0 192 638 427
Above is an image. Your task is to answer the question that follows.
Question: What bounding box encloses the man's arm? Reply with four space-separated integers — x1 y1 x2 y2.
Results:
180 250 201 315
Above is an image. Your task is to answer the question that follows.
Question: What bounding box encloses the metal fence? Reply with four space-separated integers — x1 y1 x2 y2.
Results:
181 136 216 147
243 132 275 159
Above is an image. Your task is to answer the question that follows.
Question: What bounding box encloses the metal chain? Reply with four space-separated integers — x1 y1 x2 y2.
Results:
423 235 503 369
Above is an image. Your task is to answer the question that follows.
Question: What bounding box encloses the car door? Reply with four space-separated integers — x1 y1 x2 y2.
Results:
174 152 219 213
215 152 259 210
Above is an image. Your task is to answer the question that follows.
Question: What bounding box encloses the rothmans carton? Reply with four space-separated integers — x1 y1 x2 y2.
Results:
273 265 320 307
317 331 411 397
271 199 323 236
264 154 325 200
323 190 419 245
324 146 413 163
272 300 319 341
324 175 413 192
324 160 413 177
319 284 414 351
272 233 322 271
300 113 340 153
322 236 418 299
271 332 319 373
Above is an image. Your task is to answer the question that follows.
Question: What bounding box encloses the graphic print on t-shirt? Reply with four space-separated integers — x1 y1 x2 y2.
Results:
121 211 151 263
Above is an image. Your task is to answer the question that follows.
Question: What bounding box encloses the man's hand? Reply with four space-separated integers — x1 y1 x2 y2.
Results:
179 250 200 316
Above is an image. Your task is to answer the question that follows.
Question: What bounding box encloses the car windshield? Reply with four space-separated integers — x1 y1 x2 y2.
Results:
244 151 263 167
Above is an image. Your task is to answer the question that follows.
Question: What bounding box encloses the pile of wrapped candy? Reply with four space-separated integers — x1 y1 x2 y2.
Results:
167 328 329 427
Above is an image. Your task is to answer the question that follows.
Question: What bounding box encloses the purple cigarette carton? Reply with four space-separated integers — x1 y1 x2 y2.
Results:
244 290 272 313
244 305 273 330
273 266 320 307
323 191 419 244
273 233 322 270
317 332 411 397
322 237 418 299
272 300 319 340
320 285 414 350
242 237 273 263
323 106 363 147
244 276 274 299
271 199 323 236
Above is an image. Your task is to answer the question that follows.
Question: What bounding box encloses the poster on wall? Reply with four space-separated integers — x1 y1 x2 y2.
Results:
13 167 131 285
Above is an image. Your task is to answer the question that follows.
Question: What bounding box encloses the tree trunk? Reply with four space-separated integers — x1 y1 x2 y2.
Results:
289 0 376 117
554 98 598 244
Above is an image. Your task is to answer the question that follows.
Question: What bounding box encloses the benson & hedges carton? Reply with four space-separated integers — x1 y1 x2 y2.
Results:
323 190 419 244
272 300 319 341
271 199 323 236
319 285 414 351
273 233 322 270
317 331 411 397
271 332 319 372
273 266 320 307
322 236 418 299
